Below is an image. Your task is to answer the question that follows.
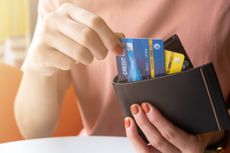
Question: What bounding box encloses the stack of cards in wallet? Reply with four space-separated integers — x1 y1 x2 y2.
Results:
116 38 187 82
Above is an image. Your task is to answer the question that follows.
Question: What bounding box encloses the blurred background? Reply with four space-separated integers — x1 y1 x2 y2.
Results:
0 0 37 67
0 0 82 143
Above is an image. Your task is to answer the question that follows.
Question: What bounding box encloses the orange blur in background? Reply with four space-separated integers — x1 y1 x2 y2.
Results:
0 59 83 143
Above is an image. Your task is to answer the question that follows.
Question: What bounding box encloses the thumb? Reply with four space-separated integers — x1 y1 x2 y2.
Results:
115 32 126 38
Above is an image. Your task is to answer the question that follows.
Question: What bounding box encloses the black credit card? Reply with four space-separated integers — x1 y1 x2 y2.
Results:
164 34 193 70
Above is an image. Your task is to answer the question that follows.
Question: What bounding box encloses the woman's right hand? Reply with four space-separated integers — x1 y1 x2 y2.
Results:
23 3 123 76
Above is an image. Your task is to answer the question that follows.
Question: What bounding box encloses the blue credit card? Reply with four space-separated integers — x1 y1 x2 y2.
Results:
152 39 165 77
116 38 151 82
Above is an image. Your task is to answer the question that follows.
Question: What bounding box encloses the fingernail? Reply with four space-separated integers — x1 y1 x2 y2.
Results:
113 44 123 55
141 103 150 113
131 104 139 115
124 117 131 128
120 33 125 37
116 32 125 38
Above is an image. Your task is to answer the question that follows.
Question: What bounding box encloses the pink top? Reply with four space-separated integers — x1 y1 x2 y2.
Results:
39 0 230 136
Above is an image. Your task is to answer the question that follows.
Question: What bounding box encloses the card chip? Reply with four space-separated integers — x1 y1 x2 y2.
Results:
167 52 174 74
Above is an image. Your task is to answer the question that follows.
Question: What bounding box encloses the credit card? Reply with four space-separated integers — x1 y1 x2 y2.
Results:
164 35 193 70
165 50 185 74
116 37 185 82
151 39 165 77
116 38 151 82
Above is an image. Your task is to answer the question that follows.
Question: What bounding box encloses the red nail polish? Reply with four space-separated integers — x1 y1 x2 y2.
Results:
141 103 150 113
124 118 131 128
113 44 123 55
131 105 139 114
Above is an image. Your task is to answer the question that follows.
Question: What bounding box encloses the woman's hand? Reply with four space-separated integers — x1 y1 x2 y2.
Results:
124 102 223 153
23 3 123 76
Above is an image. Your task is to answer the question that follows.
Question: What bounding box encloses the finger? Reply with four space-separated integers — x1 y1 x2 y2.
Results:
41 68 58 76
125 117 160 153
141 102 197 150
33 64 58 76
32 47 75 76
115 32 125 38
55 17 108 60
47 30 94 64
131 104 181 153
39 47 76 71
57 3 123 54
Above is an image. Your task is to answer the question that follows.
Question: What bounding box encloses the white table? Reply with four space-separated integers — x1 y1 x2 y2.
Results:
0 136 136 153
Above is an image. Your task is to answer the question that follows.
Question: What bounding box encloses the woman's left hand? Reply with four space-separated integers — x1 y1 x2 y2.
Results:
124 102 211 153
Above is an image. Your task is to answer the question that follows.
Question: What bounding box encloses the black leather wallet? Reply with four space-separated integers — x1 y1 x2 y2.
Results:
112 35 230 142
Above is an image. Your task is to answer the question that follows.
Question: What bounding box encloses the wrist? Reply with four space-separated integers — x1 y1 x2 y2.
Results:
22 57 58 78
205 130 229 153
208 131 225 146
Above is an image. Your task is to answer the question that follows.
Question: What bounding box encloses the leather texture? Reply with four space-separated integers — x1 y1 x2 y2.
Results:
112 35 230 142
113 63 230 142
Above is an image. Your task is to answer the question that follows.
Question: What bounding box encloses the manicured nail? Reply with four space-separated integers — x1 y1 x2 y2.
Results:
124 117 131 128
113 44 123 55
141 103 150 113
131 104 139 115
116 32 126 38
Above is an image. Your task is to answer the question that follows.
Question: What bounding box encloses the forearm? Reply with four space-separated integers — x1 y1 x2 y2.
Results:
14 68 61 139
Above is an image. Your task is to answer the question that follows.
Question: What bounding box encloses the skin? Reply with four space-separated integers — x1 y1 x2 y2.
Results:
14 3 123 138
125 103 226 153
14 2 227 152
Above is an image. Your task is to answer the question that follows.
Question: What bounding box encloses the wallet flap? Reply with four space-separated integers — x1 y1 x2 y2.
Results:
113 63 230 137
